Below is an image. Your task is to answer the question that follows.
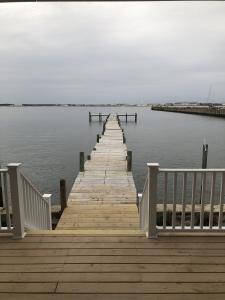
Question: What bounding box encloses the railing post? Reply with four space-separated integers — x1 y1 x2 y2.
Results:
7 163 25 239
147 163 159 239
43 194 52 230
89 112 92 122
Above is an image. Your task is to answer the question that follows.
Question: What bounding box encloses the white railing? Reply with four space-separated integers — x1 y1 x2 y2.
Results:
139 163 225 238
0 163 52 239
21 173 52 230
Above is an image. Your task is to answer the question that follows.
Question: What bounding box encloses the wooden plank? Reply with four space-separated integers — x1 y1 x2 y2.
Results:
2 242 225 249
1 263 225 273
2 294 225 300
2 255 225 265
1 272 225 283
0 283 56 293
56 282 225 293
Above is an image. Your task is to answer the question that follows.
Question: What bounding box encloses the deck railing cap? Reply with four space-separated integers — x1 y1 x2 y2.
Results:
147 163 159 167
7 163 22 167
43 194 52 198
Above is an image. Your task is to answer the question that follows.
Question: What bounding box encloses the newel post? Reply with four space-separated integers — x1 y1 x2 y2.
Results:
7 163 25 239
147 163 159 239
43 194 52 230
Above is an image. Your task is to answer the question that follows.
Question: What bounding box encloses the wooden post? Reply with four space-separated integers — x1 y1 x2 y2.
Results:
79 152 84 172
97 134 100 143
202 144 208 169
89 112 91 122
135 113 137 123
7 163 25 239
60 179 67 214
99 113 102 122
102 122 106 135
147 163 159 239
123 133 126 144
125 113 128 123
127 151 132 171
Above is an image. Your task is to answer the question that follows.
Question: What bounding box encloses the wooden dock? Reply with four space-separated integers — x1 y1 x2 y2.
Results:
57 113 138 231
1 113 225 298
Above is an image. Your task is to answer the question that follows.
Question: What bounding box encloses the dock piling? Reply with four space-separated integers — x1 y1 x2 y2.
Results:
127 151 132 171
202 144 208 169
60 179 67 214
79 152 85 172
97 134 100 143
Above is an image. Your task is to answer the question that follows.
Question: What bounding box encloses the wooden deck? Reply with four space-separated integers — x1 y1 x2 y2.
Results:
57 114 138 231
1 232 225 298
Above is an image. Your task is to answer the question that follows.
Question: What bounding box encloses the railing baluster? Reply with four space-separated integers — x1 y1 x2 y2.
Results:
181 172 187 229
218 172 225 229
200 173 206 229
163 172 168 229
172 173 177 229
191 172 197 229
209 173 216 229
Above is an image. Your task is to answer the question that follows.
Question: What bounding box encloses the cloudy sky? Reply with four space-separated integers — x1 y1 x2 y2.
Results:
0 2 225 104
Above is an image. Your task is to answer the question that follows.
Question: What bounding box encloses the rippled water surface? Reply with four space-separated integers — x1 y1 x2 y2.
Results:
1 107 225 204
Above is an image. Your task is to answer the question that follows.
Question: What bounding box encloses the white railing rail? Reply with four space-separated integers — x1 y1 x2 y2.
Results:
139 163 225 238
0 163 52 239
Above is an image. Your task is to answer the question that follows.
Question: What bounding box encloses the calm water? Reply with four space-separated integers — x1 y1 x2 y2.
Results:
1 107 225 204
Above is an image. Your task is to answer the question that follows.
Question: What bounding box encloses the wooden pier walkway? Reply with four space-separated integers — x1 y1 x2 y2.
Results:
56 114 139 231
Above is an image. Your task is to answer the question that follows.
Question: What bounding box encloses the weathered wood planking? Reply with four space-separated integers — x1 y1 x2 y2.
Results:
1 234 225 298
57 114 138 230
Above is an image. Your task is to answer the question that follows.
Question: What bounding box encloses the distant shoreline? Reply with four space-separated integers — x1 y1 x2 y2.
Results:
152 105 225 118
0 104 148 107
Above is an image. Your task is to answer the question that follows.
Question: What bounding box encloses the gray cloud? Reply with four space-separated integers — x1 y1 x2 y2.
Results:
0 2 225 104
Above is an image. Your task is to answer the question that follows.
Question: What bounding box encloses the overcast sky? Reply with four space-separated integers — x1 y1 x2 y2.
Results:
0 2 225 104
